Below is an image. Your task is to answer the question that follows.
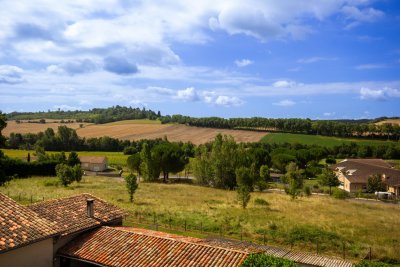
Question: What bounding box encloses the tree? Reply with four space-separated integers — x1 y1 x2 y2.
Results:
260 165 271 182
72 164 84 183
67 151 81 166
140 143 160 181
0 112 6 147
284 162 304 200
56 163 74 187
367 174 386 193
125 173 138 202
237 185 251 209
318 168 340 195
241 253 297 267
152 142 187 183
235 167 254 190
127 153 141 178
192 145 213 186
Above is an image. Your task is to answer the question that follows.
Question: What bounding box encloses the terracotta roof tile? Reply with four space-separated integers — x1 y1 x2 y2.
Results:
29 194 124 236
58 227 248 267
0 193 58 253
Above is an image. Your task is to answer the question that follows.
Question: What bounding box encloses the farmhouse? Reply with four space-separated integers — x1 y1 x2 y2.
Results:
331 159 400 195
79 156 108 172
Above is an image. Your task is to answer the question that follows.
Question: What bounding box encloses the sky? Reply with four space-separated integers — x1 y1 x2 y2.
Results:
0 0 400 119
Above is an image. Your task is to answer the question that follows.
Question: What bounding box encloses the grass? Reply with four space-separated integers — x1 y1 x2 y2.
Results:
1 149 128 167
1 176 399 262
261 133 395 147
104 119 161 125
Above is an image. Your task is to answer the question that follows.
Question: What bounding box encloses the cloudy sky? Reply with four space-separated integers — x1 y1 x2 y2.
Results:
0 0 399 119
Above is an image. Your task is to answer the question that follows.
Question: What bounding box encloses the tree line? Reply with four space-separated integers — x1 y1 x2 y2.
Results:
160 115 400 140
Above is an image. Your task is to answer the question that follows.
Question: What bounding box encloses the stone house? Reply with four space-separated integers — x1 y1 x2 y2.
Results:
79 156 108 172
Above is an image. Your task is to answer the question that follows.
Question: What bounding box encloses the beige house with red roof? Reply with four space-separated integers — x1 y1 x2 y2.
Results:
331 159 400 195
79 156 108 172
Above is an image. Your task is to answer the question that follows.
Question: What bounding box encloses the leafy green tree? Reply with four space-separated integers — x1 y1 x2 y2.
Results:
235 167 254 190
237 185 251 209
140 143 160 181
0 112 6 147
241 253 297 267
67 151 81 166
127 153 142 178
284 162 304 200
260 165 271 182
367 174 386 193
192 145 213 186
72 164 84 183
318 167 340 195
152 142 187 183
125 173 138 202
56 163 74 187
271 153 297 173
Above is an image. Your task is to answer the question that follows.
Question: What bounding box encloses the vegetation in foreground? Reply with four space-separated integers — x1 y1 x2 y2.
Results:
1 176 399 263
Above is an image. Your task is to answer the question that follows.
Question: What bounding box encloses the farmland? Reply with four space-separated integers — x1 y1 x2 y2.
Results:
375 119 400 126
3 119 266 145
1 176 399 262
261 133 395 147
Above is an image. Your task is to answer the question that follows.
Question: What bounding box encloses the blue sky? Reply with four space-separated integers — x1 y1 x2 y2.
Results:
0 0 399 119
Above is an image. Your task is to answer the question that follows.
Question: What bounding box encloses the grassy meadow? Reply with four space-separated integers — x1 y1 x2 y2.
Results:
1 176 399 262
1 149 128 166
261 133 394 147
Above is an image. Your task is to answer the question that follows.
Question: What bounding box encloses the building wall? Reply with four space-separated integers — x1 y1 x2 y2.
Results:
388 186 399 196
0 238 53 267
81 162 107 172
349 182 366 192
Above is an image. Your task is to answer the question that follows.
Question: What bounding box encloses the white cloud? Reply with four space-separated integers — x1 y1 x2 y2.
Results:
214 95 243 106
273 99 296 107
360 87 400 101
342 5 384 29
297 57 337 64
355 64 386 70
235 59 254 67
0 65 24 84
323 112 336 116
272 80 297 88
175 87 199 102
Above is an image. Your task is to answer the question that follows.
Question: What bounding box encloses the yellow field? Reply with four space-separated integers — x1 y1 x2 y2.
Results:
375 119 400 126
4 120 266 144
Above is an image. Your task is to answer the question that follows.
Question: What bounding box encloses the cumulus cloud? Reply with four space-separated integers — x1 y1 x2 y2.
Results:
235 59 254 67
360 87 400 101
272 99 296 107
47 59 98 75
175 87 199 102
202 91 243 107
0 65 24 84
103 56 138 75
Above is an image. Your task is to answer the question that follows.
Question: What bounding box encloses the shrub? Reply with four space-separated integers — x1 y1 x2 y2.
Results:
125 173 138 202
254 198 269 206
332 188 349 199
241 253 297 267
303 186 312 197
56 163 74 187
355 261 393 267
72 164 84 183
325 157 336 164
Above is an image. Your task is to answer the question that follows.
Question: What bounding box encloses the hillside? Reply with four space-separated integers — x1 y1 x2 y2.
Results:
3 119 266 145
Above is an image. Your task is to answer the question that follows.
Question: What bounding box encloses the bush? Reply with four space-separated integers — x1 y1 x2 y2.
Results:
56 163 74 187
355 261 393 267
241 253 297 267
332 188 349 199
303 186 312 197
325 157 336 164
254 198 269 206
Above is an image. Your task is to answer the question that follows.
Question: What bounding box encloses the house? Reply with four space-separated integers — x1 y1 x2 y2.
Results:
0 193 58 267
0 193 124 267
331 159 400 195
79 156 108 172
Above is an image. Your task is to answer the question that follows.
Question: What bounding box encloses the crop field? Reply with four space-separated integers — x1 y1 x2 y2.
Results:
1 176 399 263
4 119 266 144
375 119 400 126
261 133 395 147
1 149 128 167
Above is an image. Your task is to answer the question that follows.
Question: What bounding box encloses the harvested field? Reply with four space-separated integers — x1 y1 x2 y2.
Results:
76 123 266 144
3 120 266 144
3 120 92 136
375 119 400 126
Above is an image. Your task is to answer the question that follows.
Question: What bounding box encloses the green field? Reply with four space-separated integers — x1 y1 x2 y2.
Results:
261 133 395 147
1 176 399 263
1 149 128 166
105 119 161 125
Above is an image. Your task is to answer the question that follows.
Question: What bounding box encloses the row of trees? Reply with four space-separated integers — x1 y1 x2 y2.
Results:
161 115 400 140
7 106 161 124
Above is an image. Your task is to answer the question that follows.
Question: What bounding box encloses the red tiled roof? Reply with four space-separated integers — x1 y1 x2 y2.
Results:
114 227 202 243
29 194 124 236
79 156 107 164
0 193 58 253
58 227 248 267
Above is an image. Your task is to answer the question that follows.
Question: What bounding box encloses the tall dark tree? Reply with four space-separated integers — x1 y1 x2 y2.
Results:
67 151 81 166
127 153 142 179
152 142 187 183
